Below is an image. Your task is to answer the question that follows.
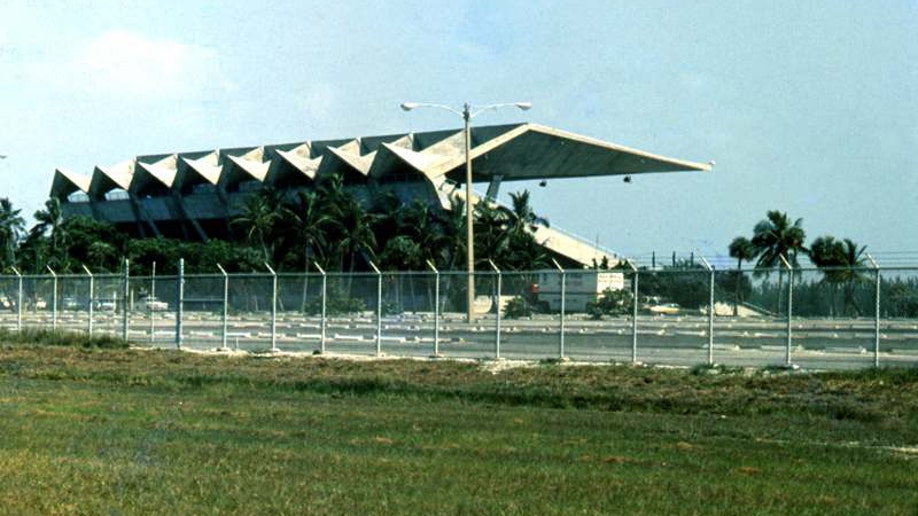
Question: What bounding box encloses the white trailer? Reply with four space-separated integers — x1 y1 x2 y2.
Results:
535 271 625 312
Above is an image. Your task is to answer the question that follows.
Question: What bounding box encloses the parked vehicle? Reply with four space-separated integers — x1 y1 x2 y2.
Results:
143 297 169 311
94 298 117 311
61 297 82 310
649 302 681 315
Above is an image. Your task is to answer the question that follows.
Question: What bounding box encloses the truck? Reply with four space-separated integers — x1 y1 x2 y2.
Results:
533 271 626 312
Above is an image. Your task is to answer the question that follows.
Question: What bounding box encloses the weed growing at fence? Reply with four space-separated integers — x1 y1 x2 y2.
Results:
0 347 916 513
0 328 128 349
303 291 366 315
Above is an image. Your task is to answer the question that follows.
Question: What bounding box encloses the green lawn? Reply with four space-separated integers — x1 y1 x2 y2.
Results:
0 341 917 514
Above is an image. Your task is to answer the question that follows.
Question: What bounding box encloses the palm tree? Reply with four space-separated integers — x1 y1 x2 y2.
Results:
751 210 807 312
231 187 284 264
287 190 333 267
810 235 843 316
508 190 549 233
431 196 468 312
505 230 551 271
810 236 867 316
371 198 448 312
378 234 424 312
369 191 403 254
473 200 513 268
751 211 807 268
505 189 552 272
32 198 68 270
728 236 758 316
315 174 350 217
336 197 377 275
284 190 333 311
400 200 449 267
838 240 868 314
435 196 467 271
0 198 25 270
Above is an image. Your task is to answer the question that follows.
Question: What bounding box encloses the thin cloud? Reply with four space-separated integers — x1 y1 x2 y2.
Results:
72 30 233 100
298 83 338 121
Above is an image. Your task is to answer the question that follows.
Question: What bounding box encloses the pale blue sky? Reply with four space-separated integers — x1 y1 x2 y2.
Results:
1 1 916 266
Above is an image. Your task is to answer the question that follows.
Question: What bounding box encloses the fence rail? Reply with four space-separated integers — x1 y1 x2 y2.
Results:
2 262 918 370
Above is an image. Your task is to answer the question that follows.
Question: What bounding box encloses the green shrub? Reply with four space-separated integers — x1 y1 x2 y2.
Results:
503 296 532 319
380 300 400 316
587 288 634 320
305 294 366 315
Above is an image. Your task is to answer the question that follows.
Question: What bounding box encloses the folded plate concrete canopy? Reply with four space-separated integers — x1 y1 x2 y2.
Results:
51 123 710 265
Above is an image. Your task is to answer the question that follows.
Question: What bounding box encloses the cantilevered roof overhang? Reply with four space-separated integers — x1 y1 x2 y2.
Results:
439 123 711 182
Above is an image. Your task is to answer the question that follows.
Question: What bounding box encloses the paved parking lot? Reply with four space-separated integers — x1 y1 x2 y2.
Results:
3 308 916 370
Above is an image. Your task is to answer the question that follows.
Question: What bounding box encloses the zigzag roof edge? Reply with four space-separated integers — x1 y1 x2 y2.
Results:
324 145 372 177
51 169 91 199
275 147 321 181
378 142 452 182
226 154 270 182
179 153 222 185
134 160 177 192
90 159 136 195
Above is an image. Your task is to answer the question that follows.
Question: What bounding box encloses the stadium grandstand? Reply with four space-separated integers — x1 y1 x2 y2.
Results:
50 123 711 267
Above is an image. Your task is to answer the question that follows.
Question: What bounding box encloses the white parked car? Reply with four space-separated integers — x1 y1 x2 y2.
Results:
143 297 169 311
61 297 82 310
95 299 117 311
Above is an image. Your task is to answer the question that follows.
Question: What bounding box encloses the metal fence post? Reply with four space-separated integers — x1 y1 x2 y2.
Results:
46 266 57 331
370 261 382 357
150 261 156 343
779 255 794 366
217 264 229 351
176 258 184 349
699 257 715 366
314 262 327 354
628 260 639 364
121 259 130 342
551 259 566 359
426 260 440 357
82 264 94 337
12 267 22 332
488 260 501 359
867 254 880 368
265 262 278 353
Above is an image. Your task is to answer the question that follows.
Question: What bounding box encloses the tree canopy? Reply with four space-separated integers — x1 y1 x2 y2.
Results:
1 181 556 275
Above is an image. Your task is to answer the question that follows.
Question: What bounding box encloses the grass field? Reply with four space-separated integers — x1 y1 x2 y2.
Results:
0 331 917 514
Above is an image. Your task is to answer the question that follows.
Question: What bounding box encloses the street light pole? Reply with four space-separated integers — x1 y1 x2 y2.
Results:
463 103 474 323
400 101 531 322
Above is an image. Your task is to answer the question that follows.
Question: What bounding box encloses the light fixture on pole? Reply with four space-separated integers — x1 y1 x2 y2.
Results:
400 101 531 322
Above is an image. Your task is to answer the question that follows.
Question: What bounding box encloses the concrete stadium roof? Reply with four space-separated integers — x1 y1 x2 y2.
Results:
51 123 711 200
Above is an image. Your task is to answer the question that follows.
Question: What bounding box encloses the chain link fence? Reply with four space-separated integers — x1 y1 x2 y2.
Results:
2 262 917 370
